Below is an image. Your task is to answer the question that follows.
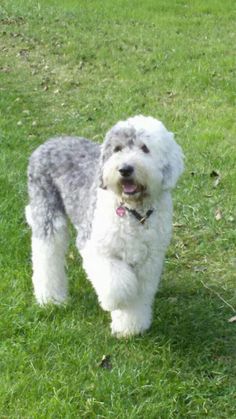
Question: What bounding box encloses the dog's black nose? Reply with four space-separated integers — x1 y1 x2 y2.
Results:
119 164 134 177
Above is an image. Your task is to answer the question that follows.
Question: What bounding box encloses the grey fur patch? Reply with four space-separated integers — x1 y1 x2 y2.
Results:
27 136 101 248
162 163 172 187
101 125 137 164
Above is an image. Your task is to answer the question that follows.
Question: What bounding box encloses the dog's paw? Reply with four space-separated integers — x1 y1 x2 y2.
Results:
111 308 151 338
35 292 67 306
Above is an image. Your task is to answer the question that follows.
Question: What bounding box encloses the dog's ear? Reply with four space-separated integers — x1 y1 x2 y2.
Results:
161 132 184 190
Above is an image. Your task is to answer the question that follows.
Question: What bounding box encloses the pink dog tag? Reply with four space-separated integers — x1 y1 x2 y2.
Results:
116 206 126 217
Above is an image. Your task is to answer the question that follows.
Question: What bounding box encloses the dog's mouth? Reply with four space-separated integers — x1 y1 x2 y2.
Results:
121 179 144 196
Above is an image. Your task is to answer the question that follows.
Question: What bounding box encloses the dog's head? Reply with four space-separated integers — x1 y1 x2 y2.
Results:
100 115 184 203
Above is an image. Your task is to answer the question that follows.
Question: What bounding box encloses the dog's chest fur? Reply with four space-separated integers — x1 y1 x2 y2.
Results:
88 189 172 267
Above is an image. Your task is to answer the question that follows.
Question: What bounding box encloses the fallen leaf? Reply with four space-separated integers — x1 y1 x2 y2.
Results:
193 266 207 272
18 48 29 58
215 208 222 221
68 252 75 260
166 91 176 98
11 32 21 38
99 355 112 370
210 170 220 178
167 297 178 303
0 66 11 73
213 176 221 188
78 60 84 69
228 316 236 323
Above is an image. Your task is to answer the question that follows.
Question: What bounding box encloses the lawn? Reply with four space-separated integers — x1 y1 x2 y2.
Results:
0 0 235 417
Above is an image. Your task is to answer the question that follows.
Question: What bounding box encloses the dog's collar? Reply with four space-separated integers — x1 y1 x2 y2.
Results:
116 203 154 225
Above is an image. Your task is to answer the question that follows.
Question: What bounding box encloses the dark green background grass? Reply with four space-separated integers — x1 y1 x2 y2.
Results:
0 0 235 417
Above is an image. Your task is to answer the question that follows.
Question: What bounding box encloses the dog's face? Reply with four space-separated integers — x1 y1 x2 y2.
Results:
100 116 184 204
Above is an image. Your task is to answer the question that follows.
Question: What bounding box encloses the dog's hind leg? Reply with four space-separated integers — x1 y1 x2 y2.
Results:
26 174 68 305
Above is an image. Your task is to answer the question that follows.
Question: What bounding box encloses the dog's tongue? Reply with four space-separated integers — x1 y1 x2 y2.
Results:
123 181 137 194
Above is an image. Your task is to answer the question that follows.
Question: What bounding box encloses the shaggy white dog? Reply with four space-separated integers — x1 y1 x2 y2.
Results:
26 115 184 337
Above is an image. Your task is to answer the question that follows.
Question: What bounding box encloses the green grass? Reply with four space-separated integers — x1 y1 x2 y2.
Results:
0 0 236 417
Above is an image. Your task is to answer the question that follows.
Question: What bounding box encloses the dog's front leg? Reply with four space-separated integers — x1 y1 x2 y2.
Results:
81 248 139 312
110 257 164 337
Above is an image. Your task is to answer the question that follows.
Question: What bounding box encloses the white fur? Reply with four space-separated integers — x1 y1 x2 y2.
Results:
81 188 173 337
26 205 68 304
82 116 183 336
27 115 184 337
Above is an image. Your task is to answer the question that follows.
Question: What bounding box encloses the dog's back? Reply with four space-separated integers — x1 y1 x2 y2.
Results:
28 136 100 227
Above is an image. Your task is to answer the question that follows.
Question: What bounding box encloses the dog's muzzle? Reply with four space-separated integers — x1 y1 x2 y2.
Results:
118 164 144 196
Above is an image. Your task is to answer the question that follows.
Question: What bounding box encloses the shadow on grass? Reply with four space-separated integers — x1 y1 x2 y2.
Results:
151 287 235 361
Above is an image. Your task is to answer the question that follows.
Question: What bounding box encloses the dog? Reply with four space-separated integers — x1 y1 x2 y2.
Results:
26 115 184 337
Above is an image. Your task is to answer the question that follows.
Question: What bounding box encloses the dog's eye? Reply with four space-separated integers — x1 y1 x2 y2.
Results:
114 145 122 153
141 144 149 153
